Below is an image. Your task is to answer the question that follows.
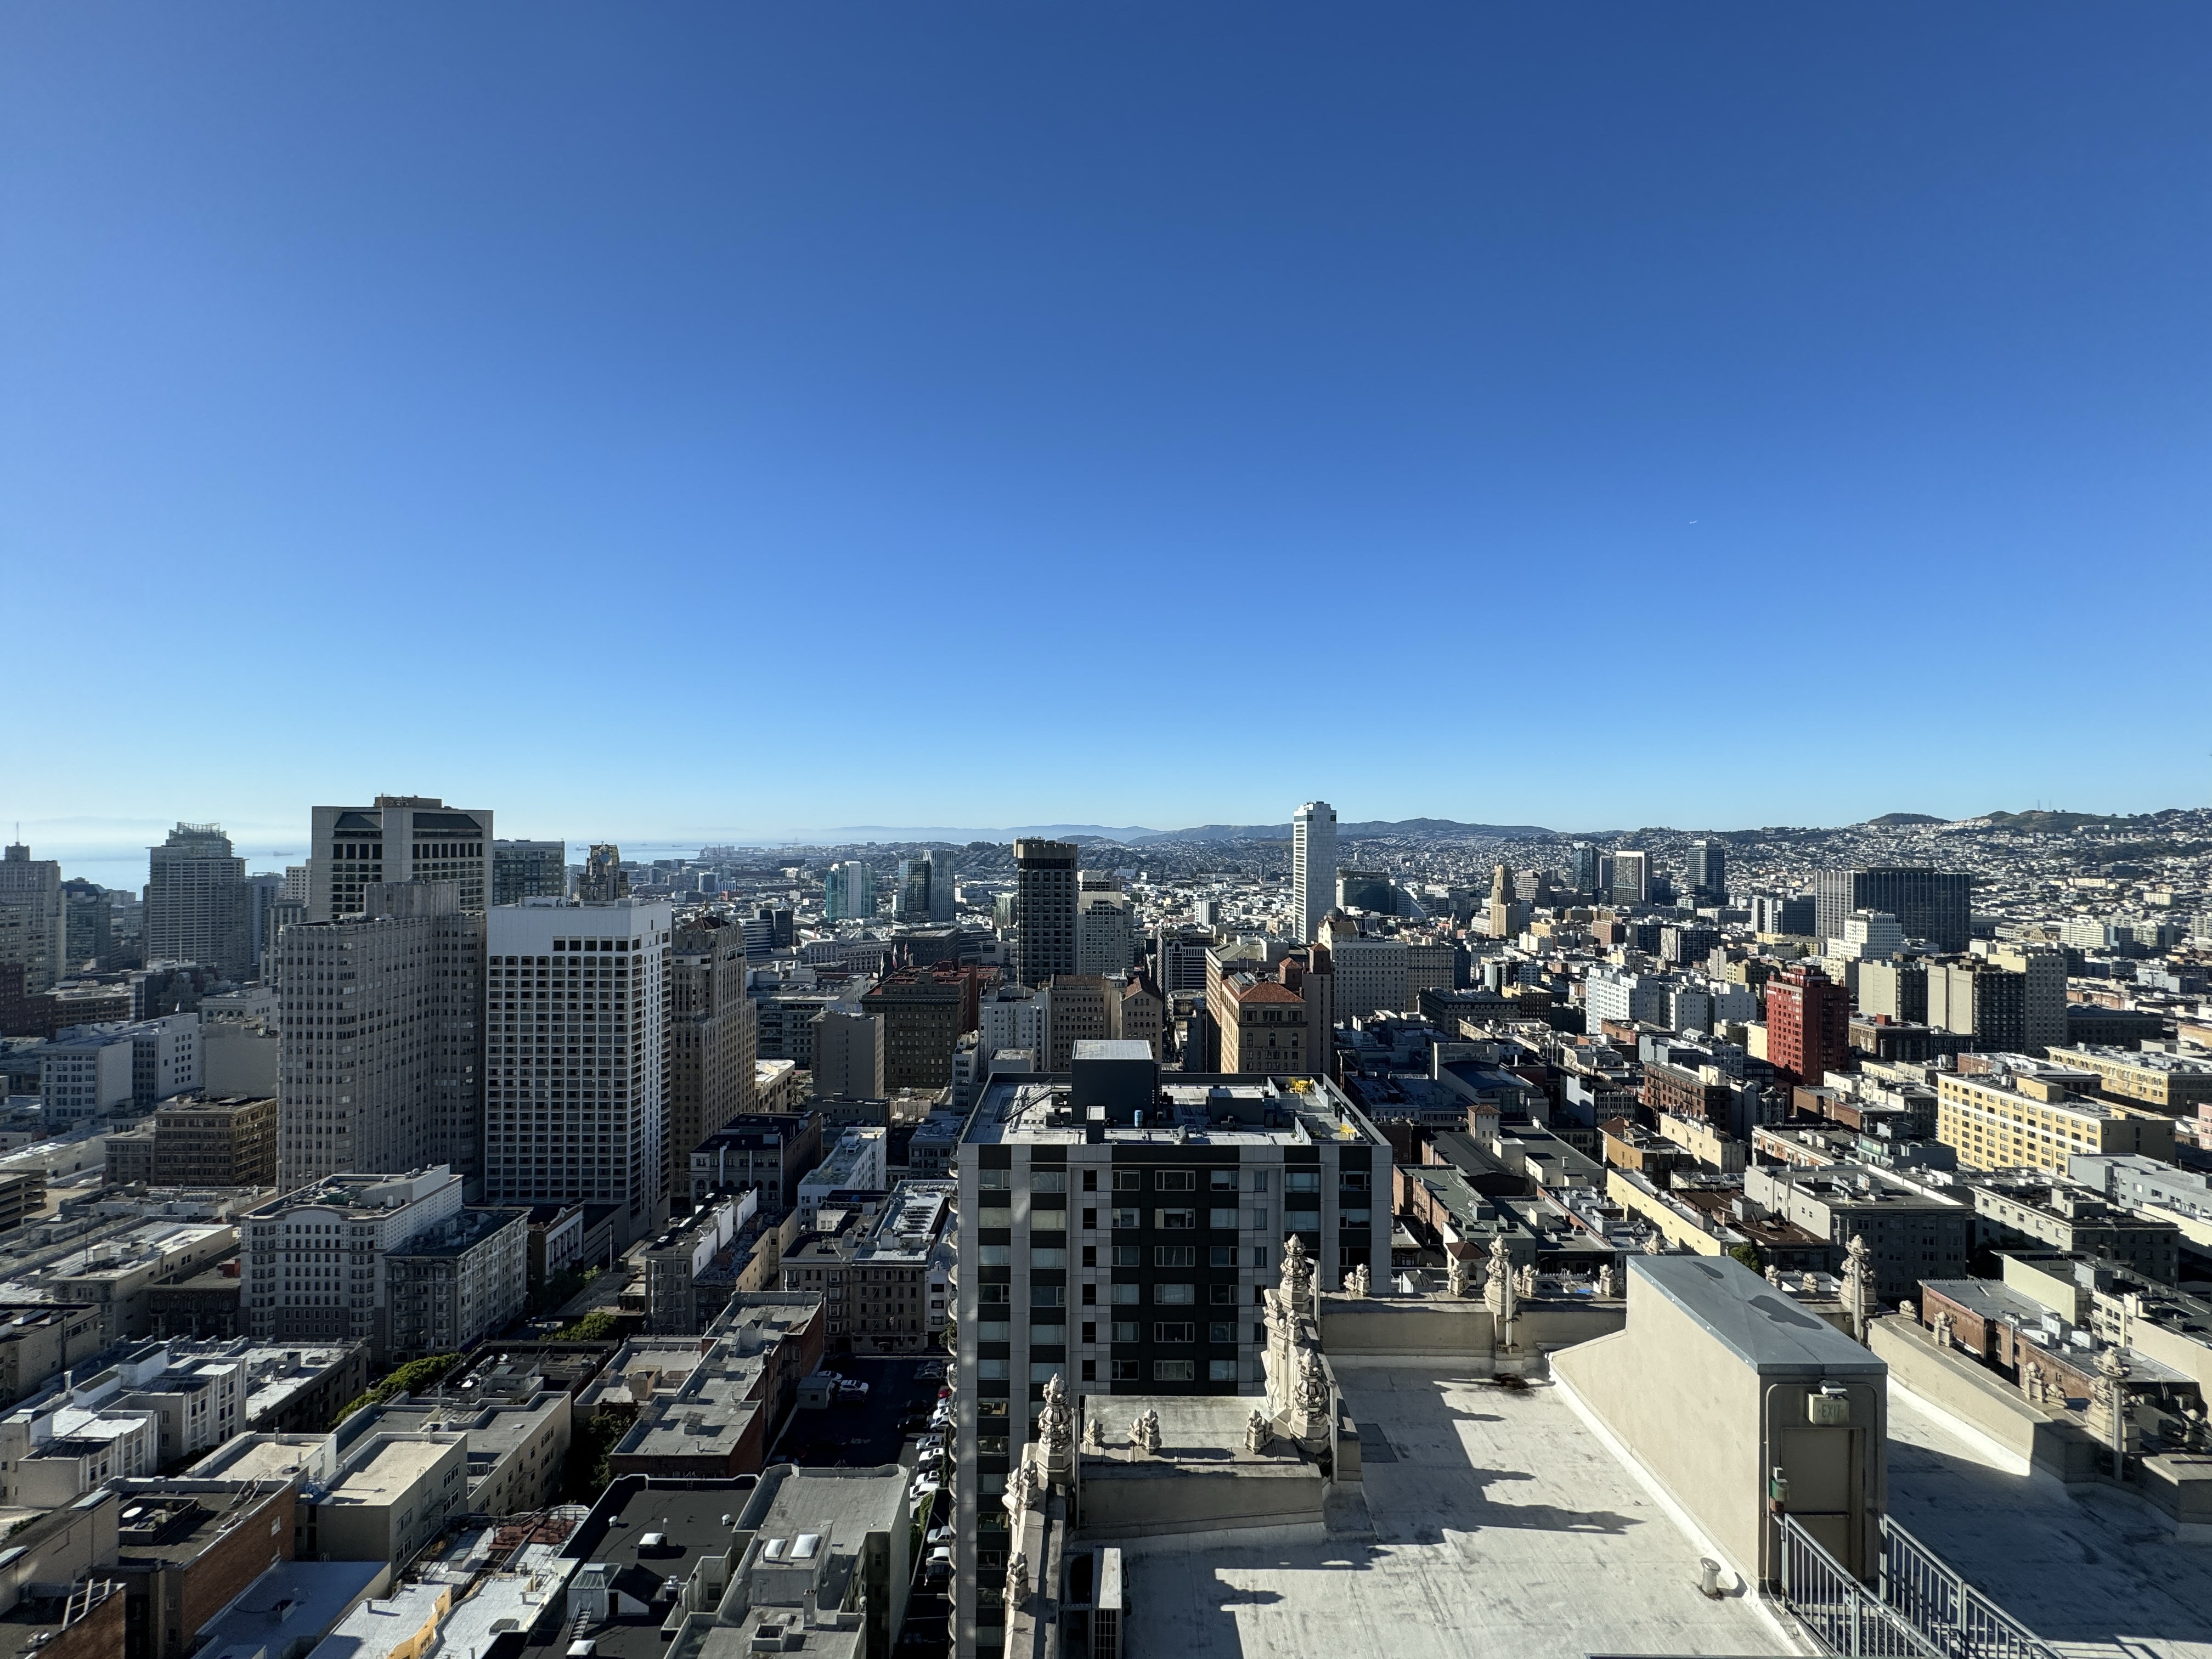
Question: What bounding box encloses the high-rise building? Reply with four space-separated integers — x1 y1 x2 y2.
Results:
1989 943 2067 1054
309 798 493 923
146 825 253 980
1570 842 1600 898
244 873 284 979
575 844 629 902
1335 870 1393 915
1075 885 1137 975
667 914 760 1210
484 898 673 1246
276 881 483 1189
811 1006 884 1099
927 850 956 924
60 879 112 974
1486 864 1530 940
895 857 933 921
1686 840 1728 907
494 839 569 905
1753 894 1817 936
950 1051 1389 1658
1832 910 1906 961
1765 964 1851 1087
1291 802 1337 944
0 844 65 994
823 860 874 922
1814 867 1971 954
1607 849 1650 907
1012 840 1077 988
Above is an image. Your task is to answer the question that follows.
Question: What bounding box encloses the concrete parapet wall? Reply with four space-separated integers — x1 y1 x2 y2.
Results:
1868 1316 2098 1482
1077 1459 1325 1538
1316 1295 1623 1357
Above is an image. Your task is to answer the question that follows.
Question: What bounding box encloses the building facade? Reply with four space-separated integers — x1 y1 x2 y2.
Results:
1012 840 1077 989
483 898 673 1247
309 798 493 923
1813 867 1971 953
146 825 252 980
1290 802 1337 945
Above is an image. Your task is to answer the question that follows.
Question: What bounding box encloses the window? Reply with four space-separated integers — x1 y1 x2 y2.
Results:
1155 1283 1195 1305
978 1359 1008 1380
1112 1360 1140 1382
979 1168 1010 1189
1081 1321 1096 1343
1340 1170 1370 1192
1110 1284 1140 1305
1209 1245 1235 1267
1209 1359 1238 1382
1154 1360 1195 1382
1342 1209 1372 1224
978 1246 1010 1266
1032 1284 1066 1306
1250 1171 1269 1193
1082 1246 1098 1267
1081 1359 1097 1381
980 1284 1011 1304
1155 1321 1195 1342
1031 1323 1065 1345
1031 1248 1067 1267
1156 1209 1196 1230
1082 1170 1098 1191
977 1435 1009 1455
1111 1209 1141 1230
1250 1246 1268 1269
1286 1170 1320 1193
1030 1363 1062 1383
1155 1171 1194 1192
1080 1284 1096 1305
1209 1169 1237 1192
1209 1207 1239 1229
979 1322 1011 1342
1111 1246 1140 1268
1111 1321 1139 1342
1209 1321 1237 1344
1154 1246 1196 1267
1032 1170 1068 1193
1210 1283 1237 1305
1113 1171 1141 1192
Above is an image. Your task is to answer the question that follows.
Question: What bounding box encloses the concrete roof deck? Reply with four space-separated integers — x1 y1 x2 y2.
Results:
1634 1257 1888 1375
1120 1361 1795 1659
1888 1389 2212 1659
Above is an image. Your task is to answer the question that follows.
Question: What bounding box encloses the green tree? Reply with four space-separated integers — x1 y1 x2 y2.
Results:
556 1310 623 1342
1728 1242 1766 1276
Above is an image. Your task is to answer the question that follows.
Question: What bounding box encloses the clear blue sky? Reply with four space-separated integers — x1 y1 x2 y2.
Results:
6 4 2209 877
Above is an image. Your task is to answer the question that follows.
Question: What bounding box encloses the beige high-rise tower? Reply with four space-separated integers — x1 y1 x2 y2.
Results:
1292 801 1337 944
309 798 494 922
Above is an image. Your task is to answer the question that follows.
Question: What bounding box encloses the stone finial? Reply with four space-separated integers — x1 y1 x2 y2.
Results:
1295 1347 1329 1417
1446 1251 1473 1298
1931 1308 1954 1350
1039 1370 1073 1460
1345 1262 1371 1299
1596 1261 1620 1299
1131 1407 1163 1457
1765 1265 1784 1286
1842 1234 1876 1340
1514 1263 1538 1299
1004 1551 1030 1611
1281 1234 1315 1312
1245 1407 1273 1454
1485 1237 1516 1317
1083 1414 1106 1452
1898 1298 1917 1325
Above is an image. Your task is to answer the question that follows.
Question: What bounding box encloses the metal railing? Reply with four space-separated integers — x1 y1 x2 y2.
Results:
1878 1517 2057 1659
1778 1515 1943 1659
1775 1514 2058 1659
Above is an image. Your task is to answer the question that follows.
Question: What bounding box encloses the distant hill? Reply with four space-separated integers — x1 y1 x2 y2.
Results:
1976 809 2135 834
1867 812 1946 826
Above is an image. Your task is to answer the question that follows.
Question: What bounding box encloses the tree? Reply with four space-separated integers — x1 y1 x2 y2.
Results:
1728 1242 1766 1276
557 1310 623 1343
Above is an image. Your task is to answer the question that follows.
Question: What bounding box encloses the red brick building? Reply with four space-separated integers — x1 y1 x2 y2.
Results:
1765 965 1850 1088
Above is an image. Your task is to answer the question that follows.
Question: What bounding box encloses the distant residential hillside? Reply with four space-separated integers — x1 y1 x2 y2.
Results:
1144 817 1558 843
1866 812 1946 826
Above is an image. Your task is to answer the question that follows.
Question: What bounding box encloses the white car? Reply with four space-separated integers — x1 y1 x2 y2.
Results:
837 1378 870 1398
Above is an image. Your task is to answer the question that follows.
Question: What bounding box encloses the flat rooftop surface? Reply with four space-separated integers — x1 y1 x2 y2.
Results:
1888 1390 2212 1659
1634 1256 1887 1374
1121 1361 1796 1659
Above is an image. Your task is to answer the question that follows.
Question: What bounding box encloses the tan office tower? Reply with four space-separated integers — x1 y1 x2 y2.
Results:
276 882 478 1188
0 845 65 995
484 897 672 1247
1012 840 1078 988
667 913 759 1209
1292 800 1337 944
146 823 253 979
309 798 493 922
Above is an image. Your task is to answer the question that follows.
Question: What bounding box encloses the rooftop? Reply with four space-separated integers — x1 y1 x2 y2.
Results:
328 1436 458 1504
969 1071 1387 1150
1632 1256 1887 1374
1119 1361 1794 1659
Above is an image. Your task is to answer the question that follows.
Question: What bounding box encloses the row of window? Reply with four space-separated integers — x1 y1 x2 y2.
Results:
975 1358 1232 1383
978 1167 1359 1194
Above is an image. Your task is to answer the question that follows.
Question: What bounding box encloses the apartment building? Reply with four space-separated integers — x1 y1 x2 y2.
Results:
384 1205 529 1359
2047 1044 2212 1115
668 914 760 1209
862 963 979 1090
1741 1161 1973 1300
950 1044 1387 1658
690 1113 825 1211
1936 1057 2178 1175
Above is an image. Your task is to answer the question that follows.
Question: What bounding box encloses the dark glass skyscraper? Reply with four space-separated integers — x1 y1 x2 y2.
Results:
1815 867 1971 952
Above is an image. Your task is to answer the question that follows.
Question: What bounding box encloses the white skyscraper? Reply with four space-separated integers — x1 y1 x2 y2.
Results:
1291 800 1338 944
484 897 672 1246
